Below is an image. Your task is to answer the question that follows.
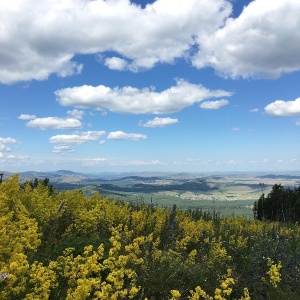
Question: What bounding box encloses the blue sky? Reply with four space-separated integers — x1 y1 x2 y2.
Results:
1 0 300 173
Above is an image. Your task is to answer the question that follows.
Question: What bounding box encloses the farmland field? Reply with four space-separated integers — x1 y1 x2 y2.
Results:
4 170 299 218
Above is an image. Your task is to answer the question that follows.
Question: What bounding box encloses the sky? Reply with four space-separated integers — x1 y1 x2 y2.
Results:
0 0 300 174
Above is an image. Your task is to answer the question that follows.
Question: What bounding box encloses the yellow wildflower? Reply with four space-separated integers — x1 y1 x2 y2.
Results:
266 258 282 288
170 289 181 300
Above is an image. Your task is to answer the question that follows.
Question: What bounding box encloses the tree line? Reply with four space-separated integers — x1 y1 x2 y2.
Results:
254 184 300 222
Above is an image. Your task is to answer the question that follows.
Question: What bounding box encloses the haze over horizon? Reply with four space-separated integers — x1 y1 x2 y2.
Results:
1 0 300 173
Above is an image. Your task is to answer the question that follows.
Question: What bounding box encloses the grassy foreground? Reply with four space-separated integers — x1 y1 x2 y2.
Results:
1 175 300 299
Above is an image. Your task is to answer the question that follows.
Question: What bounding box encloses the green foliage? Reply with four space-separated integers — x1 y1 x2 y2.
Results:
254 184 300 222
1 175 300 299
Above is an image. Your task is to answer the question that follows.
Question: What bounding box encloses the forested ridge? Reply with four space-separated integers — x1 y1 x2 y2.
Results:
1 175 300 299
97 179 214 193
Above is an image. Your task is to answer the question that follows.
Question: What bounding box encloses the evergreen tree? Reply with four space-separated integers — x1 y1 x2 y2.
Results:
254 183 300 222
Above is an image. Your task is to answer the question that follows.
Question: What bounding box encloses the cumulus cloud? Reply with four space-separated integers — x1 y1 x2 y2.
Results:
264 98 300 116
0 0 231 84
18 114 37 120
0 144 11 152
52 145 74 153
56 79 232 114
140 117 179 128
50 131 106 145
80 158 107 166
2 0 300 83
199 99 229 109
104 57 129 71
0 137 17 157
0 137 17 155
0 137 17 144
110 159 162 166
67 109 85 119
107 131 147 141
193 0 300 78
26 117 82 130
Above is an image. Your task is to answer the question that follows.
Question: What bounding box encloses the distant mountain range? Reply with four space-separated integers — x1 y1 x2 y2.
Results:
256 174 300 179
1 170 300 183
1 170 299 200
0 170 85 183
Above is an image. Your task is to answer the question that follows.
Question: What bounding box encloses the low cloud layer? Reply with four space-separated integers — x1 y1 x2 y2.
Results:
56 79 232 114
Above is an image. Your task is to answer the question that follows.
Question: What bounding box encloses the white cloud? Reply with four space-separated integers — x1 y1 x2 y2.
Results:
200 99 229 109
264 98 300 116
140 117 179 128
225 159 241 164
110 159 162 166
0 0 231 84
193 0 300 78
250 108 259 113
0 137 17 144
50 131 105 145
104 57 129 71
52 145 74 153
18 114 37 120
107 131 147 141
0 137 18 157
7 154 29 160
26 117 82 130
2 0 300 83
56 79 232 114
67 109 85 119
232 127 241 131
249 158 269 164
296 120 300 126
0 144 11 152
80 158 107 166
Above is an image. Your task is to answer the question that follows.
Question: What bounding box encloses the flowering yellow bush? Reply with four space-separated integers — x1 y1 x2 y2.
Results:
265 258 282 288
0 174 300 299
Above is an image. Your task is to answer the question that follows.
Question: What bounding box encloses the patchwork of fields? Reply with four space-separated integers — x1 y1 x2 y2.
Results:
2 170 299 218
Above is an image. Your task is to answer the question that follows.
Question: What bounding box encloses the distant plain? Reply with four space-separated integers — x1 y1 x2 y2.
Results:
3 170 299 218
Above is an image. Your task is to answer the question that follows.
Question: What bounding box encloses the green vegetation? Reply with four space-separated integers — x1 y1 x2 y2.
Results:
254 184 300 222
96 179 215 193
1 175 300 299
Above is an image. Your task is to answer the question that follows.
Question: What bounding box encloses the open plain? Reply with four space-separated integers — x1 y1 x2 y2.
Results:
3 170 299 218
